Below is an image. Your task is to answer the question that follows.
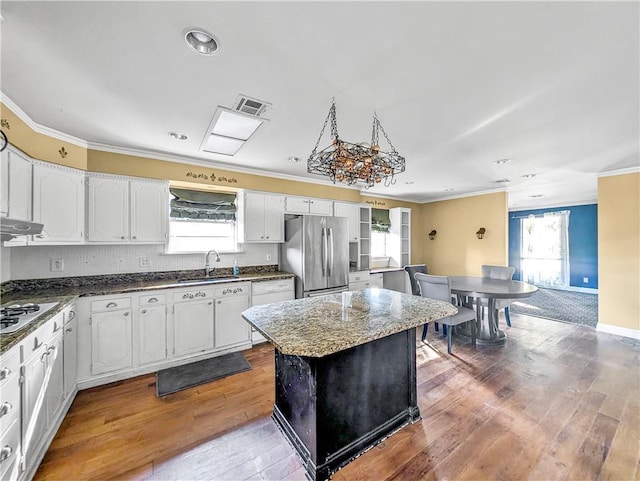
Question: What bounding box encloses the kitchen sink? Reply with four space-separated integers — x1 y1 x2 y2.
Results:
176 275 239 283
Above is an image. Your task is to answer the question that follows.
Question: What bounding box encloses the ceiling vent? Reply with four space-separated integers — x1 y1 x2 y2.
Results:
234 94 271 117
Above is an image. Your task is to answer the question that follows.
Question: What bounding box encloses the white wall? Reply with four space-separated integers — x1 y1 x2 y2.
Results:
7 243 279 280
0 246 11 283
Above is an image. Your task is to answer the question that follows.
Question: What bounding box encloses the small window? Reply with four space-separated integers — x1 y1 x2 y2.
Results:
371 208 390 257
167 188 238 253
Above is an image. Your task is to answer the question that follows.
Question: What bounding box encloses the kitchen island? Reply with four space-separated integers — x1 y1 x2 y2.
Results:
242 288 457 480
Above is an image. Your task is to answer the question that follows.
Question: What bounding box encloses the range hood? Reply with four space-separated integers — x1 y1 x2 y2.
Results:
0 217 44 241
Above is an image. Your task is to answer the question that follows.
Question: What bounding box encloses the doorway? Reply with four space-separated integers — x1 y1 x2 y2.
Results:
520 211 570 288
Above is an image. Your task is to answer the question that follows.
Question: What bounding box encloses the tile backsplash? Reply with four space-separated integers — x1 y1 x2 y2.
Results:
6 243 279 280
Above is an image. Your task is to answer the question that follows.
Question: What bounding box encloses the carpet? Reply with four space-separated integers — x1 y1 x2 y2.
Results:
509 287 598 328
156 351 251 397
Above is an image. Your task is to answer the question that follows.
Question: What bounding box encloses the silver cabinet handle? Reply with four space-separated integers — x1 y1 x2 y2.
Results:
0 446 13 462
35 234 44 239
0 368 10 381
34 338 43 350
68 310 76 320
66 327 73 333
47 345 56 354
41 351 49 363
141 309 147 314
208 302 213 305
147 297 158 303
0 402 12 417
120 236 126 239
123 311 130 317
53 321 61 332
132 236 137 239
217 300 221 304
106 302 118 308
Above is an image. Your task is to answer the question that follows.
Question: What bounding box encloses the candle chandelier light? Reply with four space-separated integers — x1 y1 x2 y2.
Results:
307 100 406 188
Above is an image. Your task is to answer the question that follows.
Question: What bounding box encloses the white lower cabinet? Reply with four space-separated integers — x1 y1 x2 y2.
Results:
173 297 214 357
251 279 295 344
214 286 251 348
90 300 133 375
0 348 21 481
139 305 167 365
63 307 78 399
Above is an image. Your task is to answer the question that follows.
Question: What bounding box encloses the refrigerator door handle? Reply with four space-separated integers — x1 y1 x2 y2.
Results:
327 227 334 276
321 227 328 277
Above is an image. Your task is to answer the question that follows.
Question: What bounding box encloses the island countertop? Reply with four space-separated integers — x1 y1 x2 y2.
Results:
242 288 457 357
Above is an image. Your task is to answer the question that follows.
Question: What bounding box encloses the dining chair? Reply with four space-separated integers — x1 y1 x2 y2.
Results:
480 265 516 327
414 273 476 354
404 264 439 332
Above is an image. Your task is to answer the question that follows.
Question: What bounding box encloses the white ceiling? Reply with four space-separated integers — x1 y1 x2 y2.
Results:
1 1 638 209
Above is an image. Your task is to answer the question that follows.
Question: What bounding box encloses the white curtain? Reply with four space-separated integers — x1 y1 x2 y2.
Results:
520 211 570 288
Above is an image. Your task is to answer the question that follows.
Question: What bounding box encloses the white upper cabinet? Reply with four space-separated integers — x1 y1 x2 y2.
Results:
285 196 333 215
32 162 85 244
389 207 411 268
87 174 168 244
333 202 360 242
87 176 129 241
237 191 284 243
1 147 33 221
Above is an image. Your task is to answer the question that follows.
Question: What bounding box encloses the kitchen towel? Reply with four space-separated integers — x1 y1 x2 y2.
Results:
156 351 251 396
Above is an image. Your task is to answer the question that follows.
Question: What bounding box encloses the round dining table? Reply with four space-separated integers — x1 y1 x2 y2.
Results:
449 276 538 346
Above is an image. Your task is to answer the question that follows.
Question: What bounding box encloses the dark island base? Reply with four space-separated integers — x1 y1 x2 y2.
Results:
272 328 420 481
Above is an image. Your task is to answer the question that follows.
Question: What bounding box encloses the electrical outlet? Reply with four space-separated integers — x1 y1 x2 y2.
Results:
50 258 64 272
266 253 272 261
583 277 589 283
139 257 152 268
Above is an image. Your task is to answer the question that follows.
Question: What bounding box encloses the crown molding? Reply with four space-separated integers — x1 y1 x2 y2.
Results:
421 187 507 204
598 166 640 178
1 92 88 148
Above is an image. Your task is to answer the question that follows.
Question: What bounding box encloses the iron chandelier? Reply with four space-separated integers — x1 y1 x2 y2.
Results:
307 100 405 188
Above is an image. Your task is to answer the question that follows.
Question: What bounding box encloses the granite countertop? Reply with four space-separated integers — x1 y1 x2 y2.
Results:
0 295 78 353
1 271 295 301
242 288 457 358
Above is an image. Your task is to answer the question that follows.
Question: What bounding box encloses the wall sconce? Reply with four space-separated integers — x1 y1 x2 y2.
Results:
428 229 437 240
476 227 486 239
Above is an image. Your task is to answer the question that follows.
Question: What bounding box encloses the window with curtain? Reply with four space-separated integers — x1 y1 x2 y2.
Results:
167 188 238 253
371 208 391 258
520 211 570 287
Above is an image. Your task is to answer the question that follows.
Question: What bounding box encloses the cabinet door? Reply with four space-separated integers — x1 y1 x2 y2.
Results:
284 196 309 214
63 317 78 397
334 202 359 242
309 198 333 215
91 309 133 375
7 150 32 221
214 296 250 348
45 332 65 424
173 300 214 356
32 164 84 243
0 149 8 216
130 180 168 243
22 344 48 461
139 305 167 365
263 194 284 242
87 176 129 242
243 192 267 242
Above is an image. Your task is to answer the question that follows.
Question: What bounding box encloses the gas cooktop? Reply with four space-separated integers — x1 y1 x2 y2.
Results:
0 302 59 334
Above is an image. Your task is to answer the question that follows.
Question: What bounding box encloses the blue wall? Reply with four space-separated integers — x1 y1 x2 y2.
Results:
508 204 598 289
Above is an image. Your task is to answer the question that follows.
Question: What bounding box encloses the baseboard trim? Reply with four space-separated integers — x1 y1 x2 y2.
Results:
596 323 640 340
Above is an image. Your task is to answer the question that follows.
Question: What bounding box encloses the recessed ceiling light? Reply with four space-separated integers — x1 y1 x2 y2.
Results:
495 179 511 183
184 28 220 55
288 156 301 163
529 194 544 198
494 159 511 165
522 173 537 178
444 187 455 192
169 132 188 140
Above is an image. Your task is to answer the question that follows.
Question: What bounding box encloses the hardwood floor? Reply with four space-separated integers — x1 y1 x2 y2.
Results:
35 314 640 481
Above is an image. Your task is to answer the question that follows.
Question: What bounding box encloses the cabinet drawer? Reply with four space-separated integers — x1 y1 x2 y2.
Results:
214 283 250 298
139 293 166 305
349 271 370 283
0 349 19 393
0 374 19 437
91 297 132 312
172 289 214 302
0 419 20 480
20 321 51 360
252 278 294 295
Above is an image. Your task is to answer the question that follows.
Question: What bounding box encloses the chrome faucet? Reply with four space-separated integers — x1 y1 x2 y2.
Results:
205 249 221 277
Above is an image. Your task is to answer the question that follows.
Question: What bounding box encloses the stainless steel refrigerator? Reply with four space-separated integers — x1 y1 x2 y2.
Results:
280 215 349 298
